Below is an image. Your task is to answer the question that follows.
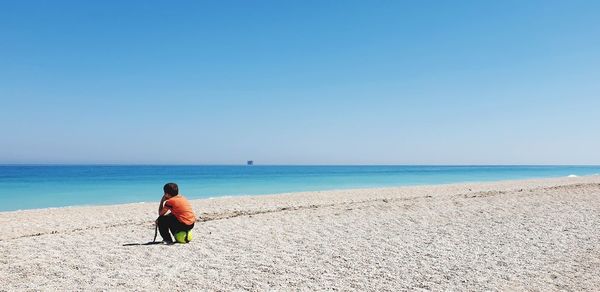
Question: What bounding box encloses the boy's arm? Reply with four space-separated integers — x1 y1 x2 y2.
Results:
158 205 170 217
158 194 168 216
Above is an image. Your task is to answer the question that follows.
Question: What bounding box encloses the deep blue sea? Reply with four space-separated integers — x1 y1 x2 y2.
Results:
1 165 599 212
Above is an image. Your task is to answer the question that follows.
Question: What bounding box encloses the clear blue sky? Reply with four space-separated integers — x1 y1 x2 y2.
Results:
1 1 599 165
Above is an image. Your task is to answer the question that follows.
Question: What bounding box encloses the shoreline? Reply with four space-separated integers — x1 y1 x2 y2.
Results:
2 175 600 290
1 173 597 214
2 175 599 239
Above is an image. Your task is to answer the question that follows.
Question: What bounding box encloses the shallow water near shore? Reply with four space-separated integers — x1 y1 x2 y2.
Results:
1 165 599 211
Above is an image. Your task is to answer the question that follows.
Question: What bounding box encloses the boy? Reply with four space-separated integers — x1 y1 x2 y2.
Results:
156 183 196 244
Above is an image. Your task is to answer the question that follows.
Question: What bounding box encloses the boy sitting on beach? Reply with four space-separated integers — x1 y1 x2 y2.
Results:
156 183 196 244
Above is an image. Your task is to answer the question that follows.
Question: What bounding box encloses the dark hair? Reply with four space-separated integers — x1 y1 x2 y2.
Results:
163 183 179 196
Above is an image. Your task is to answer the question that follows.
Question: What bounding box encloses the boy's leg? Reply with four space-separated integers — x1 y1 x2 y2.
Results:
157 214 177 243
168 219 194 241
170 219 194 232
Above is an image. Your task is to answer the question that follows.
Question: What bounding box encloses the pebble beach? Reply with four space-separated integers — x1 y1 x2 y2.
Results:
1 175 600 291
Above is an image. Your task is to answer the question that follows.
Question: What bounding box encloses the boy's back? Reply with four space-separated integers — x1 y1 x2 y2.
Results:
163 195 196 225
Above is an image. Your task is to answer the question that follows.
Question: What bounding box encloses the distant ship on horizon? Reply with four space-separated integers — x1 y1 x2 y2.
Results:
247 160 254 166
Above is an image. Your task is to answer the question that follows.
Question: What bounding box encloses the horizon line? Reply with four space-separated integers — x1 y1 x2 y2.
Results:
1 163 600 167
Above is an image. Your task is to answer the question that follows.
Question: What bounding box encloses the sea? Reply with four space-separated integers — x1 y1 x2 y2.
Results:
1 165 599 212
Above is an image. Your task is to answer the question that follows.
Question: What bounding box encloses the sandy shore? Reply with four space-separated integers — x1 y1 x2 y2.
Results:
1 176 600 291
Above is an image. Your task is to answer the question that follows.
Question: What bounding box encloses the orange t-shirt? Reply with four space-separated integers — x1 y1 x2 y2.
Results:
162 195 196 225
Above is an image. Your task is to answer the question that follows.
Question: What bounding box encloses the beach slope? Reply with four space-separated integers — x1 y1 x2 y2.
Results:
1 176 600 290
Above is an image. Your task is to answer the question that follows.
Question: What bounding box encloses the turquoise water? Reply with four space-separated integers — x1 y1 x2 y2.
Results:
1 165 599 212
